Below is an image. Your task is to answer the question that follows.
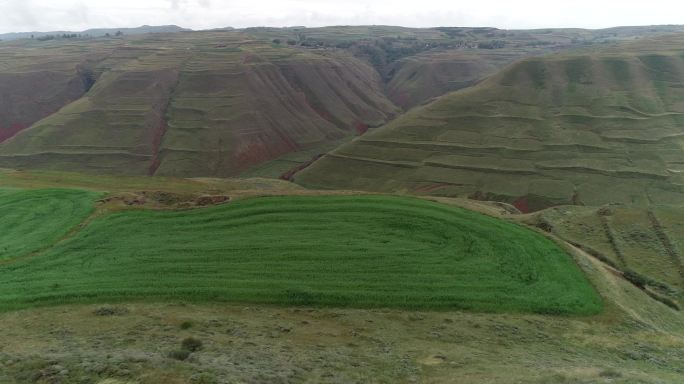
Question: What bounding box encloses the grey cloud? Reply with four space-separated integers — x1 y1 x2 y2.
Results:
0 0 682 34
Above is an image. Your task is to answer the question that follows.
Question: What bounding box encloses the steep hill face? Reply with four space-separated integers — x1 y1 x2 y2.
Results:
246 25 684 110
0 41 112 143
0 32 399 176
386 50 525 109
296 37 684 211
4 26 684 179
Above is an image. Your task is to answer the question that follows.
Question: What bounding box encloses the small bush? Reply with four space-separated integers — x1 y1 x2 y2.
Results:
181 337 203 352
536 220 554 233
597 206 613 216
180 321 193 330
93 306 128 316
168 349 191 361
599 368 622 378
191 373 218 384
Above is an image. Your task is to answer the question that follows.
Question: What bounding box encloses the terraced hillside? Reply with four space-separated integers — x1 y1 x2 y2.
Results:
297 36 684 211
0 31 398 176
247 25 684 108
4 26 684 179
0 39 119 142
386 49 527 109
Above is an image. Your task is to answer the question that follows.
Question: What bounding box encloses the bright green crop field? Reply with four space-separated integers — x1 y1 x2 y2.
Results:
0 188 99 261
0 193 601 314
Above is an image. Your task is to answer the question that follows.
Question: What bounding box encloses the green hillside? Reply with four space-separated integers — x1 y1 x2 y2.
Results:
297 36 684 211
0 39 118 142
0 193 600 314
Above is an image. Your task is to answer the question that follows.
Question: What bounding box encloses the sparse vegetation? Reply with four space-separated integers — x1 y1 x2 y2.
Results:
598 368 622 378
168 349 191 361
180 320 194 330
181 337 203 352
93 306 129 316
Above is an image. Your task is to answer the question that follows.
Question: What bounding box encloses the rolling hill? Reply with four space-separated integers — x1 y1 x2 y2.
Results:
0 25 188 41
296 35 684 211
4 26 684 179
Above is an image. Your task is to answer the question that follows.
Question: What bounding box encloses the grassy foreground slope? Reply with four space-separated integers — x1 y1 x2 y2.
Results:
0 188 99 261
0 194 600 314
297 35 684 211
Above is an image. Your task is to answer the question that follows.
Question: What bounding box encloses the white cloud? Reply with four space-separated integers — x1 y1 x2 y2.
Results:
0 0 682 33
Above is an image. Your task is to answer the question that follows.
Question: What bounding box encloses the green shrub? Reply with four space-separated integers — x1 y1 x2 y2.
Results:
181 337 203 352
180 321 193 330
168 349 191 361
599 368 622 378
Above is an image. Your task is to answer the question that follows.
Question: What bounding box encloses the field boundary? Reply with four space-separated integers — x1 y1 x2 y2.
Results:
648 209 684 279
598 214 627 267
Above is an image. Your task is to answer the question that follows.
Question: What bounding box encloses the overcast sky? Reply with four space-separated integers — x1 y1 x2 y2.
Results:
0 0 683 33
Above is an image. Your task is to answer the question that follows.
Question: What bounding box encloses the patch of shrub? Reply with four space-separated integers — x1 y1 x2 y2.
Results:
644 290 681 311
93 306 128 316
536 220 554 233
598 368 622 378
180 321 193 330
623 269 649 288
168 349 191 361
477 40 506 49
597 206 613 216
191 373 219 384
181 337 203 352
